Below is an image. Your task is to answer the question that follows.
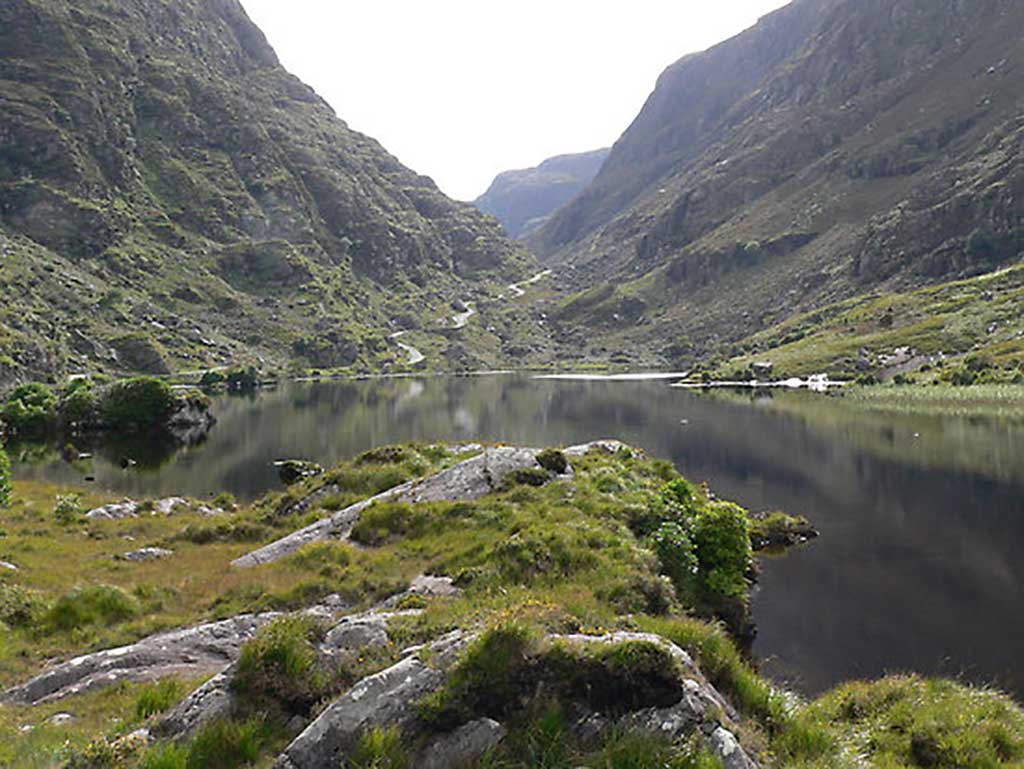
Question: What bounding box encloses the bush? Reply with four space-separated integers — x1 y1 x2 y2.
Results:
45 585 141 632
100 377 176 431
350 502 428 546
233 615 331 715
60 379 100 427
2 382 57 435
63 734 145 769
226 367 259 392
691 503 752 602
535 448 569 475
0 445 10 508
53 493 84 525
653 521 698 597
0 583 48 628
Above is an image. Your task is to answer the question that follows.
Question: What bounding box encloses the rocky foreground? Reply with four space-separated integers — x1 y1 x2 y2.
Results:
1 441 1021 768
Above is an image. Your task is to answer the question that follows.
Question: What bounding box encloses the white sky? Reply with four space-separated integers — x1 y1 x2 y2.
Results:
239 1 791 201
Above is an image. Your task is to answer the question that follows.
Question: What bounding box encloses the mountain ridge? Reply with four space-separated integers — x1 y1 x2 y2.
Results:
474 147 610 238
0 0 537 382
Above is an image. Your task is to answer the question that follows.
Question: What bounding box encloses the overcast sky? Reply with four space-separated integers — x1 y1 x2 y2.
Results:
239 1 791 201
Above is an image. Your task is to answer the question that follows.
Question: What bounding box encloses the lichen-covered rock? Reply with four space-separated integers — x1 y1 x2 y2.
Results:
1 613 280 706
119 547 174 562
274 632 471 769
417 718 507 769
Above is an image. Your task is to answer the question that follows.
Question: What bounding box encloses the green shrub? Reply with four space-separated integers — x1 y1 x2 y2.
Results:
100 377 176 431
226 367 259 391
135 679 187 719
233 615 331 715
344 726 409 769
502 467 552 489
0 445 10 508
2 382 57 435
45 585 141 632
653 521 698 597
53 493 84 525
535 448 569 475
60 379 99 427
691 502 752 602
63 735 143 769
0 583 48 628
140 743 188 769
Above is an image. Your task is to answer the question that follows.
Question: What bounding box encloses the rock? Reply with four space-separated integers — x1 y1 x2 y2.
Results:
48 712 75 726
85 497 187 520
417 718 507 769
155 665 237 740
274 632 470 769
0 560 18 571
234 446 575 568
275 460 325 486
708 726 759 769
377 575 461 609
119 547 174 562
2 613 281 706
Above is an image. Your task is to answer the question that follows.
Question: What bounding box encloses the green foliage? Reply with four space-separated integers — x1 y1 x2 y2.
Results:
691 502 752 601
139 743 189 769
0 582 48 628
53 493 85 525
62 735 144 769
502 467 553 489
0 444 11 508
344 726 409 769
535 449 569 475
2 382 58 435
226 367 260 392
174 519 272 544
183 718 267 769
350 502 429 546
61 379 100 427
652 521 698 596
233 615 331 715
100 377 176 431
135 679 187 720
45 585 141 632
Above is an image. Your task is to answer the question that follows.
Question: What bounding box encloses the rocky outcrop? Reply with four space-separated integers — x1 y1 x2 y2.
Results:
85 497 221 520
417 718 508 769
1 613 280 706
233 445 576 568
274 631 472 769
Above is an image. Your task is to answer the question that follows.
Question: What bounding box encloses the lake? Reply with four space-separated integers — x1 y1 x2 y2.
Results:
11 374 1024 700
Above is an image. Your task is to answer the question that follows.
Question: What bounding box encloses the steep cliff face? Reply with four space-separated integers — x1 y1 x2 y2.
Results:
0 0 534 380
532 0 1024 365
474 148 610 238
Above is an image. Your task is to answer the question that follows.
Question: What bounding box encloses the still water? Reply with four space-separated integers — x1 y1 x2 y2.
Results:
12 374 1024 699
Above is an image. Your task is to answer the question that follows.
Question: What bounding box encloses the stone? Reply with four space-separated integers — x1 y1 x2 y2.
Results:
0 560 18 571
119 547 174 562
2 613 281 706
48 712 75 725
274 632 471 769
417 718 507 769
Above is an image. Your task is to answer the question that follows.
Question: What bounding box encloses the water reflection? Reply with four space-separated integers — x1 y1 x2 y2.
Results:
12 375 1024 699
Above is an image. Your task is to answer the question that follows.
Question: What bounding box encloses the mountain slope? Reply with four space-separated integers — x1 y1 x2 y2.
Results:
474 148 609 238
531 0 1024 369
0 0 536 381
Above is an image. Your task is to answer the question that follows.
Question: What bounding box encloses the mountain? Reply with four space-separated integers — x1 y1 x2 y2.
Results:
474 148 610 238
531 0 1024 373
0 0 536 382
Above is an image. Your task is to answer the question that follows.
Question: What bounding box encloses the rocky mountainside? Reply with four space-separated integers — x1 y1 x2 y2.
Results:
530 0 1024 370
0 0 535 382
474 148 609 238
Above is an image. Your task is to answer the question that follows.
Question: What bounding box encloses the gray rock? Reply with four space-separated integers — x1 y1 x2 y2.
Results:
377 575 461 609
274 632 471 769
2 613 280 706
85 497 188 520
0 560 18 571
119 547 174 562
235 446 574 568
155 665 237 740
418 718 507 769
48 712 75 725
